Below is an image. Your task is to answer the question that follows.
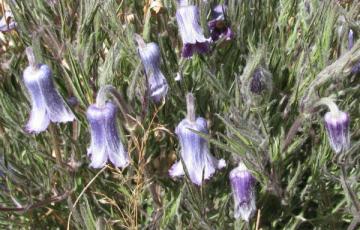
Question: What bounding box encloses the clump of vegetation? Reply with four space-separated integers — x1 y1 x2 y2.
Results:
0 0 359 229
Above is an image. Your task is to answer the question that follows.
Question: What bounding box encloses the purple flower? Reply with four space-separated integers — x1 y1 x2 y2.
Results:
0 11 16 32
169 117 226 186
230 162 256 221
324 110 350 154
208 5 234 42
23 62 75 134
86 102 129 169
176 4 210 58
137 41 168 103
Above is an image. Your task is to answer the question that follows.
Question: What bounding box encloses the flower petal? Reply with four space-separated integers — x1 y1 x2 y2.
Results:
23 66 50 133
87 104 108 168
104 102 129 169
169 161 185 177
36 65 75 123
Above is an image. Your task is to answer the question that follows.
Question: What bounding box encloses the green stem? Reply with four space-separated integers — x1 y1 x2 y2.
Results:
339 164 360 213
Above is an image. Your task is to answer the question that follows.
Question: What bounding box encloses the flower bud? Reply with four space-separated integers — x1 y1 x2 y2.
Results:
348 29 360 75
169 115 226 186
137 40 168 103
239 47 273 107
208 5 234 42
324 110 350 154
250 68 266 94
23 49 75 133
86 102 129 169
176 4 210 58
230 162 256 222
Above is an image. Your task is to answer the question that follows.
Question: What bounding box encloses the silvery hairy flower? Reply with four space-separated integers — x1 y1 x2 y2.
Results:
137 38 169 103
176 1 210 58
169 93 226 185
324 108 350 154
250 68 266 94
23 48 75 134
208 5 234 42
0 11 16 32
230 162 256 222
86 102 129 169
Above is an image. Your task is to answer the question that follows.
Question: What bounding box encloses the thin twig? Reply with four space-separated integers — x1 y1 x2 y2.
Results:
66 166 108 230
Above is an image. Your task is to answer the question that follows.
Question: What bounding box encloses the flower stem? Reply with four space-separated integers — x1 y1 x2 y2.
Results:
25 47 37 68
49 124 62 166
134 33 146 49
186 93 196 122
339 164 360 213
313 97 340 114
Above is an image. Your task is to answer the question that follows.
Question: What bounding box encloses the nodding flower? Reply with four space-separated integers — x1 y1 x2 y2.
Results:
230 162 256 222
169 93 226 185
86 101 129 169
23 47 75 134
135 35 168 103
0 11 16 32
176 1 210 58
324 108 350 154
315 98 350 154
208 5 234 42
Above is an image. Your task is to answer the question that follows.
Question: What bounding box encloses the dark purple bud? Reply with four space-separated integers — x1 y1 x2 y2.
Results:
250 68 265 94
208 5 234 42
324 110 350 154
230 162 256 221
23 59 75 134
169 117 226 185
176 5 210 58
138 41 168 103
0 11 16 32
86 102 129 169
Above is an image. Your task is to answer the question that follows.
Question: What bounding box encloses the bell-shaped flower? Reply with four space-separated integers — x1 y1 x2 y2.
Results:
208 5 234 42
176 2 210 58
169 93 226 185
86 102 129 169
324 108 350 154
0 11 16 32
23 48 75 134
136 38 168 103
230 162 256 222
